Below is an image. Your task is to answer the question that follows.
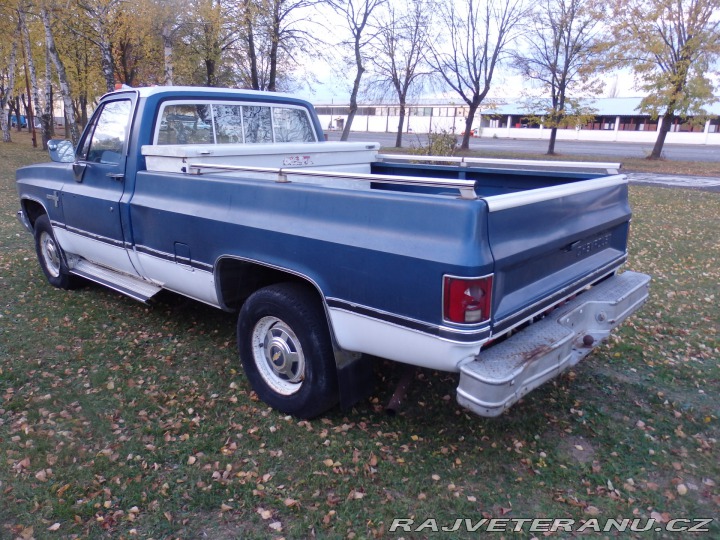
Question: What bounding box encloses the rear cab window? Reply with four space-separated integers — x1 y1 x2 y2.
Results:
154 100 317 145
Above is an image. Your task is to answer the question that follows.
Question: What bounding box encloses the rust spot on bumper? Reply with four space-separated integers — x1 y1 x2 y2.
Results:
523 344 553 363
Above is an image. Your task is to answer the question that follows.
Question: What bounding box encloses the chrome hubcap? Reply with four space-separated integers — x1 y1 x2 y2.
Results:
40 231 61 278
252 316 305 396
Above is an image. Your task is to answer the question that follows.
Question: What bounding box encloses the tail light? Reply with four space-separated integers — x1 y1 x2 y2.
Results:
443 275 493 325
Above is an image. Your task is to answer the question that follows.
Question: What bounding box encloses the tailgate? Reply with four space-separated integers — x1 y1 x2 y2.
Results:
483 175 631 335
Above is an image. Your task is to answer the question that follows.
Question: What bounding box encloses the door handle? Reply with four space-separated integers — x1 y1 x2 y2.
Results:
107 173 125 181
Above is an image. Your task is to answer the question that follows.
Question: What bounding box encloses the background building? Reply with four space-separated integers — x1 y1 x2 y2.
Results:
314 97 720 145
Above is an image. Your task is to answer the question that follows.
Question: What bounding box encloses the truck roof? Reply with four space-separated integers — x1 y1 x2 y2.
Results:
102 85 302 102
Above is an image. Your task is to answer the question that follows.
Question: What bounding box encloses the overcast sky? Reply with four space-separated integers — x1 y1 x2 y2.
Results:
290 2 644 105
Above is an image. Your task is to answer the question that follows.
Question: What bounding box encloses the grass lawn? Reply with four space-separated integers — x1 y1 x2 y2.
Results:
1 133 718 539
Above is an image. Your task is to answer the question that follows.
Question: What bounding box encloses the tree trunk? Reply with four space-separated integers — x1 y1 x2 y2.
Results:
99 35 116 92
20 8 51 149
341 32 365 142
11 97 21 132
460 103 480 150
268 0 281 91
45 46 55 138
244 0 259 89
1 39 18 143
649 112 673 159
395 101 406 148
547 127 558 155
162 26 174 85
41 7 79 144
341 68 363 142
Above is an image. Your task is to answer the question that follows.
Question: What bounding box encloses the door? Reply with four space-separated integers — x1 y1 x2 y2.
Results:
60 98 138 274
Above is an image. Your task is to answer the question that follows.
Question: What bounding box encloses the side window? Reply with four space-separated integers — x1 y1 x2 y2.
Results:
243 106 273 144
84 100 133 164
273 107 316 142
213 104 244 143
157 104 214 145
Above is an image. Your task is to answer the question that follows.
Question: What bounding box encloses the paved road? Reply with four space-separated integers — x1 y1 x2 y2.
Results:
326 131 720 162
626 173 720 192
327 131 720 191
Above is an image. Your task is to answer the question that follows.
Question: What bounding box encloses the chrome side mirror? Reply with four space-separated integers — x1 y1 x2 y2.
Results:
48 139 75 163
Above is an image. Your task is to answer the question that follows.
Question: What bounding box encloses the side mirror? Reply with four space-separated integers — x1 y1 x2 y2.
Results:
48 139 75 163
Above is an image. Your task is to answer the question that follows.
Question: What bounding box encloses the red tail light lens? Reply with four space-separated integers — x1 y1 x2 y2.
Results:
443 275 493 324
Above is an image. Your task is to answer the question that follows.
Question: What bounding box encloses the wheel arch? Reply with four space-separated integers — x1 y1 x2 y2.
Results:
215 256 328 311
216 256 374 411
21 197 50 229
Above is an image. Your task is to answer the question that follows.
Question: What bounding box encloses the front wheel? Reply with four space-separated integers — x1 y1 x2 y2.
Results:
237 283 338 419
33 215 78 290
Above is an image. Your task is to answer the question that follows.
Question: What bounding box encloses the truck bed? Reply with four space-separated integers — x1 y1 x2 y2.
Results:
133 145 631 361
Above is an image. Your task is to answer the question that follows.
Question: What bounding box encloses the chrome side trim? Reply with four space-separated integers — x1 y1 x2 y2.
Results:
53 222 126 248
484 175 627 212
135 244 214 271
187 162 478 199
377 154 621 174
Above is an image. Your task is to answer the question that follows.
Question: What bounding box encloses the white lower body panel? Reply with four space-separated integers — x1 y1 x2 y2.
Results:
135 253 219 307
328 308 486 372
54 229 140 276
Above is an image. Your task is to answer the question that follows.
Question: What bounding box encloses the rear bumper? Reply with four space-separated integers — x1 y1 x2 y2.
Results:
457 271 650 417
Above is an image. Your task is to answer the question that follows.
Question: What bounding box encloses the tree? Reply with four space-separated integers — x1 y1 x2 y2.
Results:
73 0 124 93
430 0 527 150
328 0 385 141
514 0 609 155
237 0 325 91
178 0 241 87
41 4 80 144
113 1 166 86
366 0 432 148
19 2 50 148
612 0 720 159
0 7 20 143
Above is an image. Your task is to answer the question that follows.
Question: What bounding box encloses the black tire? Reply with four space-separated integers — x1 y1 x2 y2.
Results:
33 215 78 290
237 283 338 419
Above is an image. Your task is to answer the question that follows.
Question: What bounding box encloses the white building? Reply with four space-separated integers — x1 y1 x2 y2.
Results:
314 97 720 145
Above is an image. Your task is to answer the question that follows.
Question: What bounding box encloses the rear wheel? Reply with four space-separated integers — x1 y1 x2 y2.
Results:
33 215 78 289
237 283 338 419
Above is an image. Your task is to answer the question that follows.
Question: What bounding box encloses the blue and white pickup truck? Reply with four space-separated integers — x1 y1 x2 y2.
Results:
16 86 650 419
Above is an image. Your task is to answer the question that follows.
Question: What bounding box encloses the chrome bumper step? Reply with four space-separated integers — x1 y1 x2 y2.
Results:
457 271 651 417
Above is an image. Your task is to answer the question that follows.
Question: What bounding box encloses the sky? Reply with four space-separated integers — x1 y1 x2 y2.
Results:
295 67 643 105
290 2 645 106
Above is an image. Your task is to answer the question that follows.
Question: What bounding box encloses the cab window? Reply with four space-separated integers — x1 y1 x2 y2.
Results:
81 100 133 164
